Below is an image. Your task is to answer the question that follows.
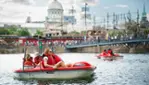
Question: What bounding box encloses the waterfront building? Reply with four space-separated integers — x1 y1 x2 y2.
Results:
25 0 71 37
44 0 66 37
0 0 77 37
87 26 107 40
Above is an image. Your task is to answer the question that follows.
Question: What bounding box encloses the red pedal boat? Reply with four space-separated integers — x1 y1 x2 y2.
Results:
14 61 96 79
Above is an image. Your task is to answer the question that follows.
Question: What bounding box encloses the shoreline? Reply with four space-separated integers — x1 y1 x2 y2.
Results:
0 45 149 54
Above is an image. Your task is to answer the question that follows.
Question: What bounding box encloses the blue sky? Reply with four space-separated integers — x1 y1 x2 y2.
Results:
91 0 149 15
0 0 148 25
0 0 148 31
89 0 149 23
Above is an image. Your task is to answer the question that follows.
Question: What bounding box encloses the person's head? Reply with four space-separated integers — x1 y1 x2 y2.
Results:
104 49 106 52
26 53 30 57
108 48 113 53
44 48 52 55
26 54 31 60
108 48 112 51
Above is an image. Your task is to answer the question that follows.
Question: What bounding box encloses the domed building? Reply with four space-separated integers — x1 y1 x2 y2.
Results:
0 0 76 36
44 0 66 37
47 0 63 23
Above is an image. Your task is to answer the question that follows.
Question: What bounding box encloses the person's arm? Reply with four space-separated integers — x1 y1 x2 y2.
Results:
44 61 54 68
34 57 37 64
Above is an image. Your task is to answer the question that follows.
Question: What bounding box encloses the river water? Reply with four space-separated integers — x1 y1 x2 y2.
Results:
0 53 149 85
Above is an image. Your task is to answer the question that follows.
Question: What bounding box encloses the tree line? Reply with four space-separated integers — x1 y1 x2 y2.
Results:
0 26 44 36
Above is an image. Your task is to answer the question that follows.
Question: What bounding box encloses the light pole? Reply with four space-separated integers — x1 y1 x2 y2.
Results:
70 6 75 31
38 35 42 54
61 14 63 32
107 12 109 29
113 12 116 29
84 3 88 38
93 15 96 29
85 3 87 32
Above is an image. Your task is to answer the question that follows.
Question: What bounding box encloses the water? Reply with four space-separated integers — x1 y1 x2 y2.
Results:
0 53 149 85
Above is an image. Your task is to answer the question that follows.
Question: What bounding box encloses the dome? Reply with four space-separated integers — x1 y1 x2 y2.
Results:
48 0 63 10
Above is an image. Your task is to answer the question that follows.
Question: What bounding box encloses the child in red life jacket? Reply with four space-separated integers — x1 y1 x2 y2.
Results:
107 48 115 56
23 54 34 69
34 52 43 66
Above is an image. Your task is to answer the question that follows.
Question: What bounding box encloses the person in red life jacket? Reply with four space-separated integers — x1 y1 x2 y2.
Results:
23 54 34 69
107 48 115 56
42 48 71 69
34 52 43 66
42 56 56 68
102 49 107 55
98 49 107 58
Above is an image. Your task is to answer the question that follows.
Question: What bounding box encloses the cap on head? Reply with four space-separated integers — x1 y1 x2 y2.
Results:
34 52 39 56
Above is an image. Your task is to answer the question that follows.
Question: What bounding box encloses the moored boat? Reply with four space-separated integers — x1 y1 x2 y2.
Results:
14 62 96 79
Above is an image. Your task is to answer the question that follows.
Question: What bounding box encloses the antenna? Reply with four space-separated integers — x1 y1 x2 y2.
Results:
85 3 88 31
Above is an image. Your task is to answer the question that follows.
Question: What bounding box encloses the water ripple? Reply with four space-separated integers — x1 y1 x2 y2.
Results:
0 53 149 85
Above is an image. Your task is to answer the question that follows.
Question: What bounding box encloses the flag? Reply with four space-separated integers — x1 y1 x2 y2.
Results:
81 14 91 19
64 16 76 24
69 9 76 14
82 7 90 12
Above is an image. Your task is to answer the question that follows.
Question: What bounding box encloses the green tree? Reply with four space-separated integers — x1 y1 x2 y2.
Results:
144 28 149 37
108 30 124 37
81 31 87 36
17 28 31 36
125 21 143 38
0 28 10 35
69 31 80 35
34 29 43 37
7 27 17 35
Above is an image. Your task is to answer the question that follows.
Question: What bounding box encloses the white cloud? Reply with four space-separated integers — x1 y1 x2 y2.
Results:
0 0 98 31
115 4 128 8
2 0 35 5
0 0 99 21
104 6 109 9
77 0 98 6
0 2 47 22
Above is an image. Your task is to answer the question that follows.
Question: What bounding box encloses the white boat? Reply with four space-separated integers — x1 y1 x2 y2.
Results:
14 62 96 79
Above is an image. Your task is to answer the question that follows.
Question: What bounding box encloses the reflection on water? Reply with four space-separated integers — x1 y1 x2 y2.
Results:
15 77 95 85
0 53 149 85
13 72 96 85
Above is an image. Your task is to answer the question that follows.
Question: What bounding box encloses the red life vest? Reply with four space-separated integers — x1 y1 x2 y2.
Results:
23 57 33 66
99 52 107 56
108 50 112 54
107 50 114 56
52 54 62 64
44 53 62 65
34 56 43 65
